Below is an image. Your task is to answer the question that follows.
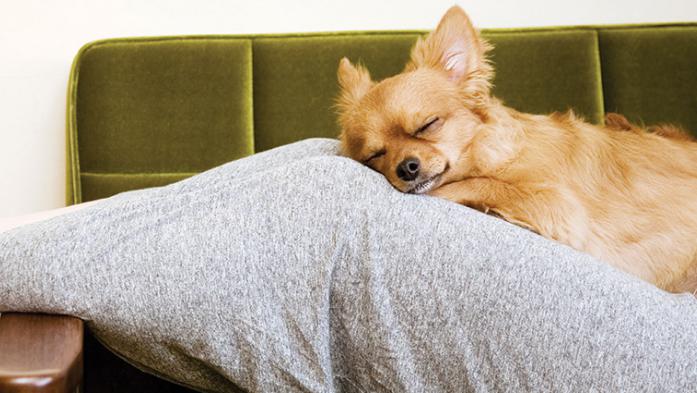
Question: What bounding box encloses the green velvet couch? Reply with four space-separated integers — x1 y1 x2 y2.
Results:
5 23 697 392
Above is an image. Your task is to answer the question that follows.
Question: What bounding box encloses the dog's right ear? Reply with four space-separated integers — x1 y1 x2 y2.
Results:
336 57 373 111
407 6 493 107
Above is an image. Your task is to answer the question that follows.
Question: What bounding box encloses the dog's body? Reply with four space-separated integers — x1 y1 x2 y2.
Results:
427 105 697 293
336 6 697 293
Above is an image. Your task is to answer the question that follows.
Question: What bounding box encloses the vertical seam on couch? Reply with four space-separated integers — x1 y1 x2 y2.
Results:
247 39 256 155
592 29 607 124
251 38 262 153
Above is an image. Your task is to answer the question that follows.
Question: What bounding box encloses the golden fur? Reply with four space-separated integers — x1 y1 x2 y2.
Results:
336 6 697 293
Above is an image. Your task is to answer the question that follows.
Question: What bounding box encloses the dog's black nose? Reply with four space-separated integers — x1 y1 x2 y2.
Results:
396 157 420 181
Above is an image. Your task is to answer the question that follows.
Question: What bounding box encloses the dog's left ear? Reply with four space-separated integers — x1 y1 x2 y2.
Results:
336 57 374 111
407 6 493 100
336 58 374 153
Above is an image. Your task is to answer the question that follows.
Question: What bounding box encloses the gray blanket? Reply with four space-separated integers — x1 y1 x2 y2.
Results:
1 138 696 392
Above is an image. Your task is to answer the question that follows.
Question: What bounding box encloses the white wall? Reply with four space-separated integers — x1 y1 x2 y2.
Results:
2 0 696 217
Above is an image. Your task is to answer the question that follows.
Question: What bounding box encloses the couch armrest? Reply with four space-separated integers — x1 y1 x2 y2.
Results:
0 313 83 393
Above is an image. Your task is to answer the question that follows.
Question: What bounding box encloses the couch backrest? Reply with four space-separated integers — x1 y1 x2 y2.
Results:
67 24 697 203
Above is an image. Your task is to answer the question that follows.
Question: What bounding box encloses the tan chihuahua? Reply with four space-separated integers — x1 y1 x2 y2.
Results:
336 6 697 293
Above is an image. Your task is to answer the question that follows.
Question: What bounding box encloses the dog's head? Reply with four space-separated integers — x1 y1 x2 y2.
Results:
336 6 493 193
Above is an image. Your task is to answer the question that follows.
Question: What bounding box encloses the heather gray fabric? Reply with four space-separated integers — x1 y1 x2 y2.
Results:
1 138 697 393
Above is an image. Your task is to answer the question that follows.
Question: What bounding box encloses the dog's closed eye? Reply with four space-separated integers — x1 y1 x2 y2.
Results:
363 149 386 164
414 117 440 136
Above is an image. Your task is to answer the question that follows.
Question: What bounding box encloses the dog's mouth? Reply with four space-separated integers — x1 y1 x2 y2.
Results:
406 174 442 194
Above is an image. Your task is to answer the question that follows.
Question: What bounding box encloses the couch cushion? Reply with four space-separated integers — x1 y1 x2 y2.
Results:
599 26 697 133
73 38 254 201
252 33 419 152
487 29 604 124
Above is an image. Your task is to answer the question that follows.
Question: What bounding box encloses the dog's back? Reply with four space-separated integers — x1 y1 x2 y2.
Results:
517 112 697 291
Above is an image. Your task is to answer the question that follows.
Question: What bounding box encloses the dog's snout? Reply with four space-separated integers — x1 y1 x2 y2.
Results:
397 157 420 181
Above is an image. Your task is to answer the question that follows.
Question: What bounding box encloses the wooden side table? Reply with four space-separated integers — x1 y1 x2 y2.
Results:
0 313 83 393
